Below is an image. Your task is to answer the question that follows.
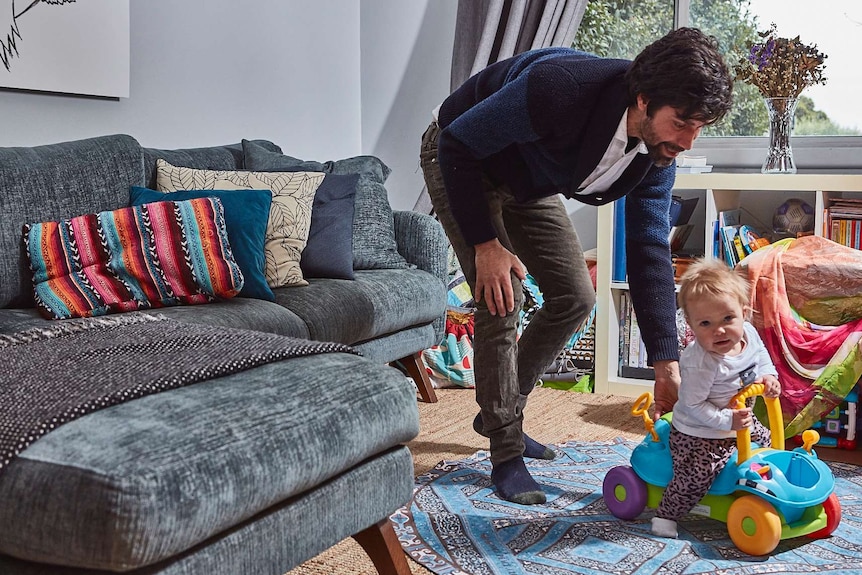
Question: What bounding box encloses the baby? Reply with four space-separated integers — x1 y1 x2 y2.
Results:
651 257 781 538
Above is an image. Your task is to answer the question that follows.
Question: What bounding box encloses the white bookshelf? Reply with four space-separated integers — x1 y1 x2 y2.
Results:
594 173 862 397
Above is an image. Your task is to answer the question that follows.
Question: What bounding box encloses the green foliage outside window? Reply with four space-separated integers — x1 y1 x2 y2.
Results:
573 0 859 137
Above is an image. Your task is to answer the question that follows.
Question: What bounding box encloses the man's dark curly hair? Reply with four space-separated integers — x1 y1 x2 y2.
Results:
625 27 733 125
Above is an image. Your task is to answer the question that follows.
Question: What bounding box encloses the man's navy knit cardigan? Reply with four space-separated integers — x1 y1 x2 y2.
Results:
436 47 680 366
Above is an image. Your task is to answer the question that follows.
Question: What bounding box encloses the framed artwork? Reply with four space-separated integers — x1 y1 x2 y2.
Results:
1 0 129 98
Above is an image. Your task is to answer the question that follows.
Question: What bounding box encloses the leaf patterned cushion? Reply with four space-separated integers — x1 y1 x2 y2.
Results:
241 139 410 271
23 197 244 320
155 159 324 288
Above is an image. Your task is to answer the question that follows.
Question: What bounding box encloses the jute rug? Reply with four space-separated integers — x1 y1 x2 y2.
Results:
287 386 644 575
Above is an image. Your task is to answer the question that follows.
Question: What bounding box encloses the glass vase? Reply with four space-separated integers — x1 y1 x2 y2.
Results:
761 97 799 174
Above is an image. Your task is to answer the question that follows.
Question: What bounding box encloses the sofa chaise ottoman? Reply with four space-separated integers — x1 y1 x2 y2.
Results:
0 134 446 574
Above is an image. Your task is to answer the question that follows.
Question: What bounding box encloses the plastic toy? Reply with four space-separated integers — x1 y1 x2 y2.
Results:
603 384 841 555
793 389 857 450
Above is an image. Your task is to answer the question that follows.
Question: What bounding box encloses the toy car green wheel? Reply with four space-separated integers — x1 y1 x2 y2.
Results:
807 493 842 539
602 465 647 520
727 495 782 555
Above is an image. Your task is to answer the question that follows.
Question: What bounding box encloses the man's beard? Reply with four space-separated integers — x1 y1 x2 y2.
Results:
646 144 677 167
640 116 684 167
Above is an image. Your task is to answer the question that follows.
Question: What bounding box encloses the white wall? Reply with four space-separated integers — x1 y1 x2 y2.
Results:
0 0 362 161
0 0 599 248
359 0 457 211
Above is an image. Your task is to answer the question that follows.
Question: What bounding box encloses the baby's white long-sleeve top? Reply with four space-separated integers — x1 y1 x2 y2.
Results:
672 322 778 439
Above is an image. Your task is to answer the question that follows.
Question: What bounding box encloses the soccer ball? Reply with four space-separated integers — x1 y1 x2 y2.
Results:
773 198 814 235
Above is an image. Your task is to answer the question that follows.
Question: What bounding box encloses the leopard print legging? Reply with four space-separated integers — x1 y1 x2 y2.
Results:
655 421 771 521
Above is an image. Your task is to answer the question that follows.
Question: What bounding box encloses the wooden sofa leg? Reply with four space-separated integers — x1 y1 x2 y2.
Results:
397 352 438 403
352 518 412 575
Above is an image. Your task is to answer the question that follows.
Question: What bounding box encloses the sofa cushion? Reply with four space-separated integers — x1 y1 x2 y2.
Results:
155 160 325 289
0 134 146 309
272 268 447 346
145 299 311 338
242 139 411 272
301 173 358 280
0 299 310 340
0 353 419 571
24 198 243 319
142 139 282 189
130 186 274 302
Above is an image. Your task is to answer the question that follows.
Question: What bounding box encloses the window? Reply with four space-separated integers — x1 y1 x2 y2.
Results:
573 0 861 170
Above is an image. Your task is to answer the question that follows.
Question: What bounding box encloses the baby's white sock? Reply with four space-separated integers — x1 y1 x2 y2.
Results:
651 517 678 538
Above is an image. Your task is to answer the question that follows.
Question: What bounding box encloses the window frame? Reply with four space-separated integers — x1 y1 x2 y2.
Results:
674 0 862 173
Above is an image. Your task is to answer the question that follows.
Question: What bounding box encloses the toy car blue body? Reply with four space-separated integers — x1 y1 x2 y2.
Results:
602 387 841 555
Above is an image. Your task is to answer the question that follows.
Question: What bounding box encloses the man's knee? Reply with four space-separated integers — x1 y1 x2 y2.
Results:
542 292 594 324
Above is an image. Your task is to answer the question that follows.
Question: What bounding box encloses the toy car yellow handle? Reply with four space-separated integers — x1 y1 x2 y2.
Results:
631 392 659 442
729 383 785 464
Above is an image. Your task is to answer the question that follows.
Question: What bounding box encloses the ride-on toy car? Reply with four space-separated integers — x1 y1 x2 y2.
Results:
602 383 841 555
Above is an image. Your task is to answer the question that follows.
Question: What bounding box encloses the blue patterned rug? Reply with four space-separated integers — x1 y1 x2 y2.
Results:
392 438 862 574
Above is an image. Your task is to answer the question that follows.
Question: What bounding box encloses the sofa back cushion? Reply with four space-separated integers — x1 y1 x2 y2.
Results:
241 139 411 272
24 197 244 319
142 139 283 189
0 134 146 309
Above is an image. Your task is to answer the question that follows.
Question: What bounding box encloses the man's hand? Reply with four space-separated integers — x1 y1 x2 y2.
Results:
474 239 526 316
652 359 680 418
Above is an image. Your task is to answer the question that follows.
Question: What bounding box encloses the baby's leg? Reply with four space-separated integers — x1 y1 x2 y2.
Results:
751 419 772 447
653 430 735 537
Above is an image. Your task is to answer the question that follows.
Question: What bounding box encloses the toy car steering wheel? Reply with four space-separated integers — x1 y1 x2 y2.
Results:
631 392 659 442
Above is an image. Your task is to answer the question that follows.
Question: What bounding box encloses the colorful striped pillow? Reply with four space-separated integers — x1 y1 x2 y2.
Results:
23 197 244 320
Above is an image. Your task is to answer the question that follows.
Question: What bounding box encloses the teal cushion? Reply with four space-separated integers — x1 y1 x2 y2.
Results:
130 186 274 302
301 173 358 280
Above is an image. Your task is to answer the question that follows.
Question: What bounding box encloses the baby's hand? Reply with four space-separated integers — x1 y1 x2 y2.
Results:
731 407 753 431
761 375 781 398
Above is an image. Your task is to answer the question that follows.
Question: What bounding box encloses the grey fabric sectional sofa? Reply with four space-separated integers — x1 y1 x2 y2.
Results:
0 134 448 574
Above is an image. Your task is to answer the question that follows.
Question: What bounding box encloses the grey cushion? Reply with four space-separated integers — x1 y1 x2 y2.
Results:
0 354 418 571
0 447 414 575
241 140 410 271
0 134 146 309
353 323 439 364
301 173 358 280
142 299 310 338
0 299 309 339
141 139 282 189
272 268 446 346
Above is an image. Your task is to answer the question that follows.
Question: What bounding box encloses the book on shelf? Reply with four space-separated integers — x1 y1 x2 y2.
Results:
738 225 769 254
677 155 708 167
718 208 741 227
676 165 713 174
825 198 862 249
669 224 695 253
676 155 712 173
720 225 740 266
668 196 698 253
617 290 654 380
716 209 742 266
612 196 627 282
670 196 698 227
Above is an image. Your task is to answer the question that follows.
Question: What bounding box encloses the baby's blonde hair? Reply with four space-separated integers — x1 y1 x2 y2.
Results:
677 258 751 317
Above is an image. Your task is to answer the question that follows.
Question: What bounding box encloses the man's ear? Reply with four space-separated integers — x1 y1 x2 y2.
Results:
636 94 650 111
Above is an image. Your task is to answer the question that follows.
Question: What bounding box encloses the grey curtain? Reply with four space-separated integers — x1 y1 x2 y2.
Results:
413 0 588 214
450 0 589 91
